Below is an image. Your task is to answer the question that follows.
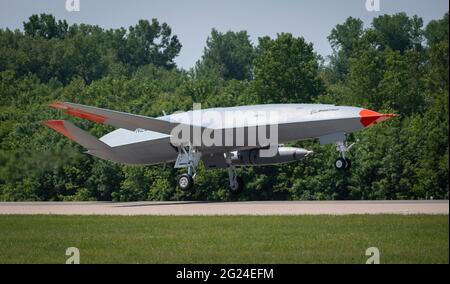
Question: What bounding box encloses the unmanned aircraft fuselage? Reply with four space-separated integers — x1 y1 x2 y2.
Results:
44 102 397 193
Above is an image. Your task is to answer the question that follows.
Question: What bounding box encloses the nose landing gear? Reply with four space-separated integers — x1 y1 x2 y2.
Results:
334 140 355 171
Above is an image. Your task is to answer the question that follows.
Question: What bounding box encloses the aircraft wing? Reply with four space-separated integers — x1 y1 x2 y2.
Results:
43 120 178 165
49 101 184 135
43 120 120 162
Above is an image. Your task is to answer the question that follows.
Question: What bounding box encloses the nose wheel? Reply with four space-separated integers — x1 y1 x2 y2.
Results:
335 157 351 170
334 139 355 171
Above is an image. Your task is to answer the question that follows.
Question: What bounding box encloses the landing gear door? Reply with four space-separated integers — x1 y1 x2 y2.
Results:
174 151 201 169
319 132 346 145
201 153 228 169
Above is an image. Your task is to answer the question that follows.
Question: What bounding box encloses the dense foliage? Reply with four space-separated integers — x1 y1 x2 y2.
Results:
0 13 448 201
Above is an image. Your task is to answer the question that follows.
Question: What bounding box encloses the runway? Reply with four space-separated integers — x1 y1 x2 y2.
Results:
0 200 448 215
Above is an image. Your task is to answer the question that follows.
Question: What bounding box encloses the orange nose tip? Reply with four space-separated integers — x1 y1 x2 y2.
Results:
359 109 399 127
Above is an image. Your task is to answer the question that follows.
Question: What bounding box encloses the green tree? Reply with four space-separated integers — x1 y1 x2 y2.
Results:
253 33 325 103
23 14 68 39
424 12 449 46
123 19 182 69
113 166 150 201
327 17 364 82
371 13 424 52
195 29 254 80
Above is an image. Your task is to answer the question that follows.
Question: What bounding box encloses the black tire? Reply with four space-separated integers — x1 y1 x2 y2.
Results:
344 158 352 170
229 176 245 195
335 158 347 170
178 174 194 191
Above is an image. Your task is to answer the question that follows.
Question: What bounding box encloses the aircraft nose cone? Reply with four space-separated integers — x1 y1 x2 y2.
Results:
359 109 399 127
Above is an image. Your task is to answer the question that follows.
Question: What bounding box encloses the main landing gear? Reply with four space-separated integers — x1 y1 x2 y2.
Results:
226 153 245 194
334 140 355 171
175 147 245 194
175 144 200 192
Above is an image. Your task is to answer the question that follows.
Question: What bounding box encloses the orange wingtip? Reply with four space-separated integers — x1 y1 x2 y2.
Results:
359 109 399 127
48 102 106 124
65 108 106 124
42 120 76 142
49 101 69 110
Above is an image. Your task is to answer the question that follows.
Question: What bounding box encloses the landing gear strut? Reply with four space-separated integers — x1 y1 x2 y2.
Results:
226 153 245 194
175 144 201 191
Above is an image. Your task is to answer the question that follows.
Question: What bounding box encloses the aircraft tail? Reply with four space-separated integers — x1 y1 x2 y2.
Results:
42 120 120 162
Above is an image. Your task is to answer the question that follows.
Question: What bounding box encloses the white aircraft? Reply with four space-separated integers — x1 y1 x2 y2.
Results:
44 102 398 194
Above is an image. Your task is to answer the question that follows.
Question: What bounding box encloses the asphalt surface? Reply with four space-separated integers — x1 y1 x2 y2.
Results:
0 200 448 215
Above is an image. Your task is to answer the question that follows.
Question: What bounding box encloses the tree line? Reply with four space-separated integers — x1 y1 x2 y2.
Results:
0 12 448 201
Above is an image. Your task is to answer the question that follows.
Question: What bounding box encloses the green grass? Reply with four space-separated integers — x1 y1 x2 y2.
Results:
0 215 448 264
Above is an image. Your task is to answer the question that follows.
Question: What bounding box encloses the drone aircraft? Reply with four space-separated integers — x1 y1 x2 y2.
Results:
44 102 398 194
